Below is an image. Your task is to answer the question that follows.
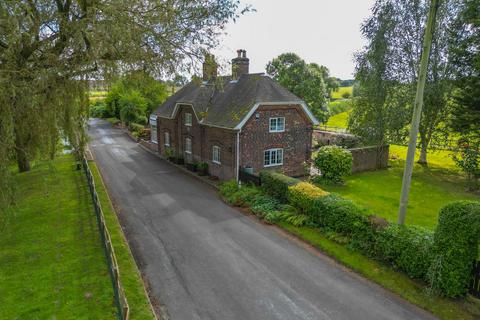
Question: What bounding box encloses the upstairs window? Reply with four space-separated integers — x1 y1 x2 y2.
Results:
264 148 283 167
269 117 285 132
164 132 170 146
212 146 221 164
185 113 192 126
185 137 192 154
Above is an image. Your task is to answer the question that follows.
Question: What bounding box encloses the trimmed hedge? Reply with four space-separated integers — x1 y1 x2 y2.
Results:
287 182 329 214
375 225 434 281
428 201 480 297
259 171 299 202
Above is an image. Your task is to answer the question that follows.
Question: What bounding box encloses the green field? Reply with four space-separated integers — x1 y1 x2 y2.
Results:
331 86 353 100
0 155 116 319
326 110 350 128
322 146 479 228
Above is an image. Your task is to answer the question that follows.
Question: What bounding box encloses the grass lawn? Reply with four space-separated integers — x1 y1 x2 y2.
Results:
331 86 353 100
0 155 116 319
321 146 479 229
326 110 350 128
279 222 480 319
89 161 156 320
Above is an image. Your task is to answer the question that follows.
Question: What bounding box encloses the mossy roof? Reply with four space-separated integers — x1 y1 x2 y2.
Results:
154 73 304 128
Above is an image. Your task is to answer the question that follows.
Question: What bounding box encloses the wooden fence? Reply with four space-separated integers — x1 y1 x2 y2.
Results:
470 260 480 298
82 155 130 320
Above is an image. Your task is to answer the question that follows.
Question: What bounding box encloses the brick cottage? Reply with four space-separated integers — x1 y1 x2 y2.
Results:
150 50 318 180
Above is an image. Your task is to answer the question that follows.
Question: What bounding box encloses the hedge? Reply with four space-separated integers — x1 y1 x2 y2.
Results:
259 171 299 202
375 225 434 281
287 182 329 214
313 145 352 183
428 201 480 297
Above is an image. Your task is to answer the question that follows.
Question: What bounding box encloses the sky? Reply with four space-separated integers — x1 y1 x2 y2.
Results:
213 0 376 80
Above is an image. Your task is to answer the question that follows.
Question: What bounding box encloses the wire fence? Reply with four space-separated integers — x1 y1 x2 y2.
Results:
81 155 129 320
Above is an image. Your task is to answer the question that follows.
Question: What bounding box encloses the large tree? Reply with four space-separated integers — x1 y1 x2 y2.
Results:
0 0 246 174
266 53 330 123
350 0 461 162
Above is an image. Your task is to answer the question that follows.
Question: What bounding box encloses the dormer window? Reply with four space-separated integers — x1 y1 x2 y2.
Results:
269 117 285 132
185 113 192 126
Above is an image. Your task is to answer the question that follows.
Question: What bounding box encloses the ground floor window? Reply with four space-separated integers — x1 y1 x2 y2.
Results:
212 146 221 164
164 131 170 146
150 116 158 144
264 148 283 167
185 137 192 154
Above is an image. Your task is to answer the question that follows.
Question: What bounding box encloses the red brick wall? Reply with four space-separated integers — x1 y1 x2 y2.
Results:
156 105 237 180
239 105 312 177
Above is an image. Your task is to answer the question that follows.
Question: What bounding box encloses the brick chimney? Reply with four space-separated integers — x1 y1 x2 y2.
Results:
231 49 249 79
202 53 217 81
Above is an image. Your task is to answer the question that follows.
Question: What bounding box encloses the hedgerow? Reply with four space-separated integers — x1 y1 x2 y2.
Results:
428 201 480 297
287 182 329 213
259 171 299 202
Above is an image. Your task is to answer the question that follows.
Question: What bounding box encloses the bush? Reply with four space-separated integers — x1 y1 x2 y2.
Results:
328 99 352 116
259 171 299 202
287 182 329 214
129 123 144 133
314 146 352 183
119 90 148 125
251 194 280 217
106 117 121 126
375 225 434 281
219 181 261 207
428 200 480 297
305 194 376 251
89 101 110 118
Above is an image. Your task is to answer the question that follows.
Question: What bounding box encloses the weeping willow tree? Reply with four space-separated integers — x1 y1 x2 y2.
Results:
0 0 248 210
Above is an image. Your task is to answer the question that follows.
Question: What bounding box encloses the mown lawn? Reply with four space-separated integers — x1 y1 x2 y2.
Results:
330 86 353 100
0 155 116 319
326 110 350 128
321 146 479 228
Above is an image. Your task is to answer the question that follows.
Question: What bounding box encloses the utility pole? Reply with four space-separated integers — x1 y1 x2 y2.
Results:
398 0 439 225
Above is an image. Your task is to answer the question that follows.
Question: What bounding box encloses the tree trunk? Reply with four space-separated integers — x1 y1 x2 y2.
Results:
418 137 428 165
16 147 30 172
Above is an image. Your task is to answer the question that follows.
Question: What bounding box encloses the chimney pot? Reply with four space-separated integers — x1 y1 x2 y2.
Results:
231 49 249 80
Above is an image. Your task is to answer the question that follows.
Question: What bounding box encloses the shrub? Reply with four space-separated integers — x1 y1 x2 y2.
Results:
129 123 144 133
453 142 479 191
306 194 376 251
119 90 148 125
251 194 280 217
314 146 352 183
428 200 480 297
219 181 261 207
375 225 434 280
89 101 110 118
259 171 299 202
106 117 121 126
287 182 329 213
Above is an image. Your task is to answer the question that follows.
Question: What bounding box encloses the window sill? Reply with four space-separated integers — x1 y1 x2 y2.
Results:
185 124 192 127
269 130 285 133
151 140 158 144
264 163 283 168
185 151 192 154
212 160 221 165
164 144 170 147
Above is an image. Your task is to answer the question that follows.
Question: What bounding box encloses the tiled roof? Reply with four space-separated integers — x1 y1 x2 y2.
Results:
154 73 309 129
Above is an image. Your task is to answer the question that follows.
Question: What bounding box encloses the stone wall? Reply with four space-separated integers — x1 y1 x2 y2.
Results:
313 130 359 148
349 145 389 173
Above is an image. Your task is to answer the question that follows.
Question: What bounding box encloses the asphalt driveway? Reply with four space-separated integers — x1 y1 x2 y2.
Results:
88 119 435 320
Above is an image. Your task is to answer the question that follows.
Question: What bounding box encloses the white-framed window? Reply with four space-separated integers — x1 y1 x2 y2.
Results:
185 137 192 154
269 117 285 132
264 148 283 167
150 116 158 144
164 131 170 146
185 113 192 126
212 146 221 164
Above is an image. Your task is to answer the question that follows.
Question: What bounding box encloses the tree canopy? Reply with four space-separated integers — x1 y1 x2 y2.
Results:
0 0 247 210
266 53 331 123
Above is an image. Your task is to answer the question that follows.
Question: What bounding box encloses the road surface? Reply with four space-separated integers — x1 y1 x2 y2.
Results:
88 119 435 320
